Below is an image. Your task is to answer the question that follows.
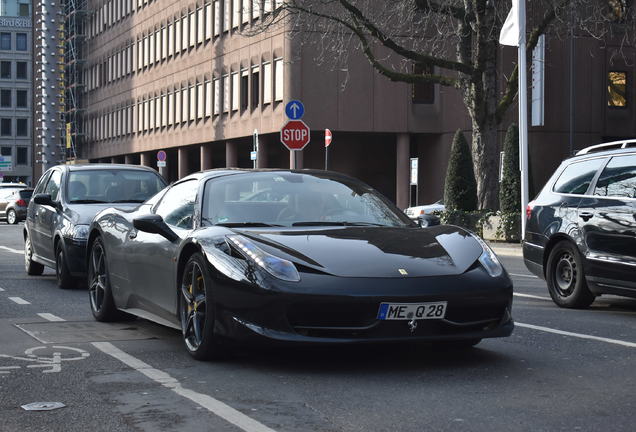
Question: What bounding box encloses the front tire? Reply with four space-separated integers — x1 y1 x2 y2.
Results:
56 243 76 289
88 238 124 322
546 240 595 309
7 209 17 225
24 233 44 276
179 253 223 360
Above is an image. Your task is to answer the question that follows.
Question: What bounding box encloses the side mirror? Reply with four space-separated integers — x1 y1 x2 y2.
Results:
133 214 179 242
34 193 55 207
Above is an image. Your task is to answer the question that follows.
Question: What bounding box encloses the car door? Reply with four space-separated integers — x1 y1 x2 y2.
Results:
579 154 636 290
32 170 63 263
0 189 13 218
26 171 51 254
124 180 198 319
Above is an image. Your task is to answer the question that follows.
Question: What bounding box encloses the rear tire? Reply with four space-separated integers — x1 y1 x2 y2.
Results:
56 244 76 289
546 240 595 309
7 209 17 225
24 233 44 276
88 237 126 322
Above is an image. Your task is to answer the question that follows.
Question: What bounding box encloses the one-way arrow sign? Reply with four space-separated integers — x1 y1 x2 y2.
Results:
285 100 305 120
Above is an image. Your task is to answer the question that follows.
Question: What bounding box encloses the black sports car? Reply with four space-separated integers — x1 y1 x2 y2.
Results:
87 169 513 360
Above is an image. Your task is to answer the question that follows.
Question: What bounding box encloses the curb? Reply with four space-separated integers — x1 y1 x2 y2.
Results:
488 243 523 257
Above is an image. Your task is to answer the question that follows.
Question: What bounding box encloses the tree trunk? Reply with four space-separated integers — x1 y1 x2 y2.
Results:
470 118 500 210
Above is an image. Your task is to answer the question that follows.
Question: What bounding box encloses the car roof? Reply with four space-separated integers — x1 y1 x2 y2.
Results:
564 147 636 164
63 163 161 173
183 168 367 184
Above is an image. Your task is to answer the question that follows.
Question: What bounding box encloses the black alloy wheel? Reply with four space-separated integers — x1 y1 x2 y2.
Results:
24 233 44 276
56 244 75 289
179 253 221 360
6 209 17 225
88 237 124 321
546 240 595 309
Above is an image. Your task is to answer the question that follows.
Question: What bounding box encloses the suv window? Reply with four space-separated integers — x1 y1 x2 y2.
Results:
44 170 62 201
553 158 605 195
155 180 197 229
593 154 636 198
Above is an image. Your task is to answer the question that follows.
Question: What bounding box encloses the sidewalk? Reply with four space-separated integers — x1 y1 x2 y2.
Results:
487 241 522 257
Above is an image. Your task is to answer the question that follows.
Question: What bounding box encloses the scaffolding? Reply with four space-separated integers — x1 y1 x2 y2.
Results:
63 0 88 162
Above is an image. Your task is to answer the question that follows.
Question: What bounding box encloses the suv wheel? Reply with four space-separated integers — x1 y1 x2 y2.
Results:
6 209 17 225
546 240 595 308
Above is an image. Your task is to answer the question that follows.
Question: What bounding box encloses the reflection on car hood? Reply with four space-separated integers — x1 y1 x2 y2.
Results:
65 202 142 225
237 225 483 278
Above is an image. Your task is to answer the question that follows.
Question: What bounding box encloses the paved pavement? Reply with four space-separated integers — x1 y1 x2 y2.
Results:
0 223 635 431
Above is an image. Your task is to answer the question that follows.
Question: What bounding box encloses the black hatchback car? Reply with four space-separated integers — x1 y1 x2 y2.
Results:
24 164 167 288
523 141 636 308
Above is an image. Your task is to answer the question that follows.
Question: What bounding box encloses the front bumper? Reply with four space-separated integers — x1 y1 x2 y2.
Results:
211 266 514 345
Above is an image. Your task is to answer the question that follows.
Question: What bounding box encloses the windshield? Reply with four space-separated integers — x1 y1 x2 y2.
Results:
66 169 166 204
202 172 412 228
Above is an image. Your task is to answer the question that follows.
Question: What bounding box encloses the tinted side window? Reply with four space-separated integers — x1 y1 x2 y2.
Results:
553 158 605 195
155 180 198 229
594 155 636 198
33 172 51 194
44 171 62 201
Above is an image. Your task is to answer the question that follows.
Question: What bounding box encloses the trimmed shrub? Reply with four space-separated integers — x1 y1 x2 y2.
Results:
443 130 478 211
499 124 520 213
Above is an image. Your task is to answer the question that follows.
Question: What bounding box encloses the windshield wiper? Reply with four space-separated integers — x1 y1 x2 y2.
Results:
111 199 146 203
215 222 283 227
69 199 108 204
291 221 386 227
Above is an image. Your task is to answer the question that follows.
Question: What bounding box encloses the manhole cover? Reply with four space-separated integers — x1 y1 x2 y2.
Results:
15 321 169 344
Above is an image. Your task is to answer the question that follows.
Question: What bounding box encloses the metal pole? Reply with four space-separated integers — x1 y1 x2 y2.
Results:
518 0 529 238
568 4 575 156
325 146 329 170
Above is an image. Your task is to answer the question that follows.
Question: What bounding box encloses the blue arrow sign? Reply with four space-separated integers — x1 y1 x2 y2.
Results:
285 100 304 120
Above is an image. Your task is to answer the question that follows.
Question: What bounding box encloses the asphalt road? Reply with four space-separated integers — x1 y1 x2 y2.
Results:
0 223 635 432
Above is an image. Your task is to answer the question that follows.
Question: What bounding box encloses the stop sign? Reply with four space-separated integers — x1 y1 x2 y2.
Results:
280 120 310 151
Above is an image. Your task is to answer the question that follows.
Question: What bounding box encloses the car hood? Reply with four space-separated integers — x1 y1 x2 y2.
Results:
236 225 484 278
65 202 141 225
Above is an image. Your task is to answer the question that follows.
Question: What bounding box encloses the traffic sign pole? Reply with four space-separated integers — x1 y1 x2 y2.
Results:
324 129 332 170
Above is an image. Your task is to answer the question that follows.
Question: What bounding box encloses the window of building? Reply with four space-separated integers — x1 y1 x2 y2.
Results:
0 146 10 156
19 3 30 16
197 8 205 44
162 26 167 59
231 72 239 111
150 96 156 129
206 3 213 40
232 0 240 28
16 90 27 108
1 118 11 136
155 97 161 128
143 35 149 67
0 89 10 107
143 99 149 131
262 61 271 104
149 32 155 65
197 82 204 119
190 85 196 121
594 155 636 198
16 62 27 79
16 147 27 165
242 0 250 23
137 39 143 70
182 15 188 50
0 61 9 79
214 78 221 115
264 0 272 13
553 158 605 195
182 87 189 122
224 0 231 31
273 58 283 102
240 69 249 110
205 80 212 117
0 33 10 50
215 0 222 35
190 11 197 47
252 0 260 20
251 65 260 109
412 63 435 104
16 33 27 51
175 88 182 123
223 74 229 112
161 93 167 127
168 22 174 56
175 18 182 53
608 71 627 108
16 119 27 136
168 91 174 126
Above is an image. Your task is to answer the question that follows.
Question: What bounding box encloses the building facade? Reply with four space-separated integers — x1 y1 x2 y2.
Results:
0 2 32 184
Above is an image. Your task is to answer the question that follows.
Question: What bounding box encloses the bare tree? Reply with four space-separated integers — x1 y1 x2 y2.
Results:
261 0 633 209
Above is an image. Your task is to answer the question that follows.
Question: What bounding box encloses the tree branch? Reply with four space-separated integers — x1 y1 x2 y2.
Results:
414 0 467 21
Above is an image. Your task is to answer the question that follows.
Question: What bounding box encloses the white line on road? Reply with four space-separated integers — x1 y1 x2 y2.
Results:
510 273 538 279
513 292 551 301
517 322 636 348
37 313 65 322
8 297 30 305
0 246 23 255
0 287 4 292
92 342 278 432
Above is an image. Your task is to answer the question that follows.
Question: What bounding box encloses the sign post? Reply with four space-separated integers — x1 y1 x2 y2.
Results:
281 100 309 170
324 129 332 170
409 158 418 208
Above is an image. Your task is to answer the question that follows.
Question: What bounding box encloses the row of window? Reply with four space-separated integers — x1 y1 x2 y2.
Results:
84 0 282 92
0 89 29 109
0 32 28 52
0 146 28 166
0 61 29 80
85 58 283 141
87 0 282 40
0 118 28 137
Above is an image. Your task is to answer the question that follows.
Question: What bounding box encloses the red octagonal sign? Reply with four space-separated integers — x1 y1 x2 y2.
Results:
280 120 310 151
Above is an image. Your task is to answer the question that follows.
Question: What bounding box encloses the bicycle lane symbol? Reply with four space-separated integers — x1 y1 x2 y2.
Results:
0 346 90 374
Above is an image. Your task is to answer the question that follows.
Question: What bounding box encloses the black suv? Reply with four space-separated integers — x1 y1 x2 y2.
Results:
523 141 636 308
24 164 167 288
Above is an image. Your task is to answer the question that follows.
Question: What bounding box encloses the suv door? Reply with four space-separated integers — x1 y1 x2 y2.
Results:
579 154 636 292
33 170 63 264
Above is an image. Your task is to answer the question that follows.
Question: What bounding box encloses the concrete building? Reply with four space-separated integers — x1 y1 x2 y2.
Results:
46 1 635 208
0 1 32 184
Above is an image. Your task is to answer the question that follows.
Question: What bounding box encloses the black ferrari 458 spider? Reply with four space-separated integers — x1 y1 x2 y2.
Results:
87 169 513 360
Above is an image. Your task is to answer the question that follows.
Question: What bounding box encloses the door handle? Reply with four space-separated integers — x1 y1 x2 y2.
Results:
579 212 594 221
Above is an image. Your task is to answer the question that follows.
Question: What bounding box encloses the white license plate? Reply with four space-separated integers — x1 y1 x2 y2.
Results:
377 302 447 320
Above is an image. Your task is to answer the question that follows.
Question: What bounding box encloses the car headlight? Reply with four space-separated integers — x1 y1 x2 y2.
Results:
226 235 300 282
65 224 90 241
471 234 503 277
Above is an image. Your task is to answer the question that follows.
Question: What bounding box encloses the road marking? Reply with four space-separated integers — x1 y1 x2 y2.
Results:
510 273 538 279
92 342 277 432
0 246 23 255
8 297 30 305
514 293 551 301
0 346 90 374
37 313 65 322
516 322 636 348
0 287 4 292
